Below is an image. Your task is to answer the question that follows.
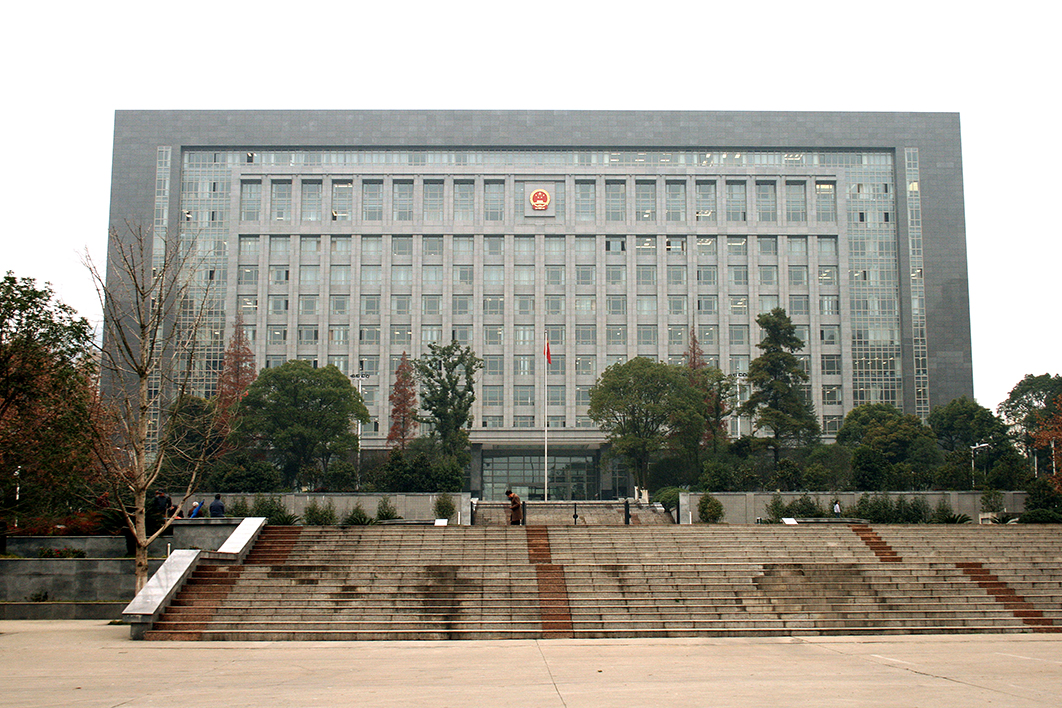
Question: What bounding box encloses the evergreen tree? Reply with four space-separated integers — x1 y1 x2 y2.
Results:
737 308 819 466
413 340 482 468
214 311 257 450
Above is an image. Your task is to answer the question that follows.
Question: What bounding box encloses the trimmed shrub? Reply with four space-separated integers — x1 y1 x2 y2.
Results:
433 492 456 520
251 495 301 525
341 504 374 526
303 499 338 526
698 494 725 523
1019 509 1062 524
375 496 401 521
652 487 681 513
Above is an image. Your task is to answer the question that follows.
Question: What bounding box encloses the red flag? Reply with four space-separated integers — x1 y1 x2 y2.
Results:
544 339 551 365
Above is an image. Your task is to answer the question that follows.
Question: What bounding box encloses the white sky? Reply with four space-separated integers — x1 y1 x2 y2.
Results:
2 1 1058 415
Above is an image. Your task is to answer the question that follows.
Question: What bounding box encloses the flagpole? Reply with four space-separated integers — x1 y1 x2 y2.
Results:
544 331 549 502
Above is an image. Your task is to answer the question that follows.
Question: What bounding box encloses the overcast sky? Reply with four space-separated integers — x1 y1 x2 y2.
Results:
3 0 1058 415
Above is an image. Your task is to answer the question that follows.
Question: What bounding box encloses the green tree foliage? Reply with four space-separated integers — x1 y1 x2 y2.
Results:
929 396 1011 452
375 496 400 521
241 360 369 490
838 404 941 491
433 492 456 520
413 341 482 468
302 498 338 525
0 273 95 520
588 357 706 492
387 351 418 450
377 444 462 493
737 308 819 465
697 493 725 523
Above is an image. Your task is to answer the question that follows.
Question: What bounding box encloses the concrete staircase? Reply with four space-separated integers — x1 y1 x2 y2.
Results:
144 524 1062 640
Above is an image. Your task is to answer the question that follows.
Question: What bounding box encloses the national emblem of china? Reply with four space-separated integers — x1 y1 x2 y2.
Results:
529 188 551 211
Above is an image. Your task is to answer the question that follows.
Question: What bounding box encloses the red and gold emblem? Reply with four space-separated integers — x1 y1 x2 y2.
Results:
529 188 551 211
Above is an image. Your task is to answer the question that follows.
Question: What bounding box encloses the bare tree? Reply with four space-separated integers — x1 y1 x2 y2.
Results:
84 221 219 591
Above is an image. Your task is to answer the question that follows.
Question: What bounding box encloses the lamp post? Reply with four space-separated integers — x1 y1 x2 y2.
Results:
970 443 990 489
352 372 372 491
13 466 20 528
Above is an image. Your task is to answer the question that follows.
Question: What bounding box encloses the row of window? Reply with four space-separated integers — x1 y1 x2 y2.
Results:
237 178 840 225
242 291 849 320
248 322 844 350
236 234 840 259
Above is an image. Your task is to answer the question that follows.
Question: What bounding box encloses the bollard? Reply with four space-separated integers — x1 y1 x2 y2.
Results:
624 499 631 525
521 500 527 526
573 503 579 525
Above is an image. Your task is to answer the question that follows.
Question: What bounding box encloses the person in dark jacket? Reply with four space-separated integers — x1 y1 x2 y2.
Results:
505 490 522 526
209 494 225 517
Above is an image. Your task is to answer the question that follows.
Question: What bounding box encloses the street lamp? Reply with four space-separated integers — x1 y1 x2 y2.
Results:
13 466 20 528
970 443 990 488
352 372 372 491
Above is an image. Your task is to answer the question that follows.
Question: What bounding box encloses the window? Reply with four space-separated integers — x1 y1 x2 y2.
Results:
299 264 318 286
788 236 808 256
331 236 351 256
699 325 718 346
391 235 413 257
483 295 504 316
545 324 565 345
668 296 686 316
697 265 717 286
794 325 810 345
328 355 348 374
727 236 747 257
667 265 686 286
362 181 383 220
637 325 657 346
360 264 380 288
697 295 718 315
821 325 840 345
605 181 625 221
697 236 716 256
359 326 380 344
786 181 807 222
239 235 260 257
820 295 840 315
452 326 471 345
269 265 290 285
452 235 473 259
452 295 471 316
392 181 413 221
605 236 626 253
270 236 290 258
789 295 810 316
238 266 258 286
331 180 352 221
729 325 749 346
606 265 626 286
758 236 778 256
729 355 749 375
544 236 565 258
514 236 535 259
422 295 441 316
756 181 777 222
730 295 748 315
268 296 288 315
514 325 535 345
576 265 596 286
422 326 442 346
516 295 535 316
453 265 474 286
636 295 656 316
388 292 407 316
482 415 504 428
544 295 564 316
239 297 258 315
668 325 686 346
606 325 627 346
729 265 748 287
453 181 474 221
575 356 596 376
545 265 565 287
298 326 319 345
514 385 535 406
329 326 349 345
483 267 504 289
330 265 350 287
390 325 411 346
636 265 657 287
575 296 595 315
513 415 535 428
759 295 779 313
361 235 382 260
819 265 839 286
423 235 443 257
635 181 656 221
299 295 318 316
819 236 839 257
359 356 380 376
422 265 443 288
484 181 504 221
267 326 287 345
726 181 747 221
423 181 444 221
575 325 596 346
547 354 565 375
576 236 595 256
547 385 566 406
483 386 503 407
666 181 686 221
576 181 596 222
483 355 503 376
240 181 261 221
816 182 837 222
635 236 656 254
361 295 380 316
695 181 716 221
759 265 778 287
789 265 808 287
575 387 592 407
271 181 292 221
514 265 535 289
514 355 535 377
822 385 842 406
666 236 686 254
822 354 842 376
302 181 322 222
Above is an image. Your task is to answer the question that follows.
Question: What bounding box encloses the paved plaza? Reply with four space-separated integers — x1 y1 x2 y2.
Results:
0 621 1059 707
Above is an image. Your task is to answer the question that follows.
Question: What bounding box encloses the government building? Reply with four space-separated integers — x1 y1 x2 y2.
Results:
106 110 972 500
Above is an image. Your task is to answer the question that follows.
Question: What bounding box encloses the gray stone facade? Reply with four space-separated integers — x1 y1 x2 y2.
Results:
106 111 971 500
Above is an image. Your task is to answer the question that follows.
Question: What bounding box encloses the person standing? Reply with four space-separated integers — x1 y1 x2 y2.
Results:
209 494 225 517
833 500 841 518
505 490 522 526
